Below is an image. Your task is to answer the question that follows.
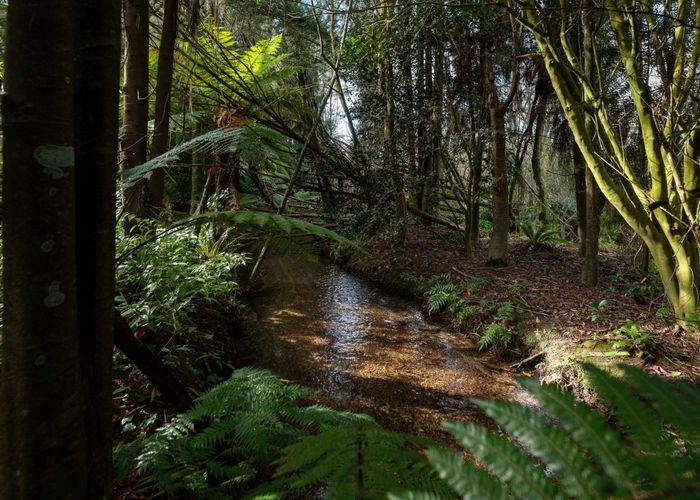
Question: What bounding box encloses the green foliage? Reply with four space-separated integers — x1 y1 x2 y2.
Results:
590 299 610 322
116 230 247 335
465 276 487 293
507 279 522 295
425 282 462 316
115 368 445 499
273 425 446 498
124 122 292 186
402 364 700 499
495 301 515 321
518 220 560 248
607 320 652 357
478 324 512 352
478 219 493 231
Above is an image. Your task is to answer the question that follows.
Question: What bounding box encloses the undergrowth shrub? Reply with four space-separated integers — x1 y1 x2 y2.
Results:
393 363 700 499
116 230 247 335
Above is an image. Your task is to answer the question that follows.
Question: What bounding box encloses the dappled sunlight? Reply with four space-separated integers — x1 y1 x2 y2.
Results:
239 255 521 436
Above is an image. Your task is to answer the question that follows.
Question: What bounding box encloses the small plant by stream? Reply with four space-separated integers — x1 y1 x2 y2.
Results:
425 275 519 354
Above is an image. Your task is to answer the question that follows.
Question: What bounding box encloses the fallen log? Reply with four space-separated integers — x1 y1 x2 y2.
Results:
114 310 193 412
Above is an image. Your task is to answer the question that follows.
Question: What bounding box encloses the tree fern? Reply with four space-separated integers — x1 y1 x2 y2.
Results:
400 364 700 499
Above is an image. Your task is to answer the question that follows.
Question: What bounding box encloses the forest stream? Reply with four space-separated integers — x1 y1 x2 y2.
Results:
238 255 528 437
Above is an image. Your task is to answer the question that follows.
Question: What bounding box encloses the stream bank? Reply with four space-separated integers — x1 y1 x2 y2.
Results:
326 226 700 399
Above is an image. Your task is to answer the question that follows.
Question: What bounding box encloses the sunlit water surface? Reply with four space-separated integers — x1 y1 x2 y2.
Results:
238 256 526 435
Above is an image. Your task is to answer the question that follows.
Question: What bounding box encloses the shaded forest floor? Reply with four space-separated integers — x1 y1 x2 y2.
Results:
344 224 700 397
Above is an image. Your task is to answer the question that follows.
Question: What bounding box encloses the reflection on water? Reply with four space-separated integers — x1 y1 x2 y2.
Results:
238 256 522 436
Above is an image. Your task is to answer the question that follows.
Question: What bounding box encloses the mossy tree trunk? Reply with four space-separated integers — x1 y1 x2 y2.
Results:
520 0 700 323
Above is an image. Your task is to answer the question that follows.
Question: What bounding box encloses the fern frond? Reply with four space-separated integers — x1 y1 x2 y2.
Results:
276 425 442 498
583 363 686 490
443 421 561 499
619 365 700 442
281 404 376 431
518 377 643 496
388 492 445 500
124 127 247 185
478 324 512 352
426 447 508 500
473 399 608 498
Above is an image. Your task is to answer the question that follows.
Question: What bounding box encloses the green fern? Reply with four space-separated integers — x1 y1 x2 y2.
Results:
272 425 449 499
400 363 700 499
478 323 512 352
115 367 444 499
115 368 316 497
425 282 462 316
519 220 560 247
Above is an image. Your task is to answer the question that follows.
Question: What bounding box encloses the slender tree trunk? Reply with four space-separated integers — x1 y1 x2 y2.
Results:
382 0 406 241
483 51 510 266
580 1 600 285
74 0 121 496
469 159 482 250
122 0 150 232
573 142 587 255
582 167 600 285
149 0 180 208
531 75 548 223
427 38 445 213
1 1 84 497
402 48 417 190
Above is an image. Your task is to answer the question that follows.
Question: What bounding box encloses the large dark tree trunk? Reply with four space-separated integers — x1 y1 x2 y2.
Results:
74 0 121 496
2 0 120 496
122 0 150 232
149 0 180 208
1 2 83 497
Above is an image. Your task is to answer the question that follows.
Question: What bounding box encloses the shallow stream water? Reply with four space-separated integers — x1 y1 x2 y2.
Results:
238 256 524 436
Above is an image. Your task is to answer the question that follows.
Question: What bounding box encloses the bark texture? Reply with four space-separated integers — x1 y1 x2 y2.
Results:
1 1 82 496
149 0 180 208
74 0 121 496
122 0 150 231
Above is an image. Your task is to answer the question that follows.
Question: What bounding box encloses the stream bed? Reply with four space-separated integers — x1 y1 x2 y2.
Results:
238 255 526 436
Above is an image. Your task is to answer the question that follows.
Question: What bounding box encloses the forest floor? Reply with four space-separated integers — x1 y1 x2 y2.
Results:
343 224 700 399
